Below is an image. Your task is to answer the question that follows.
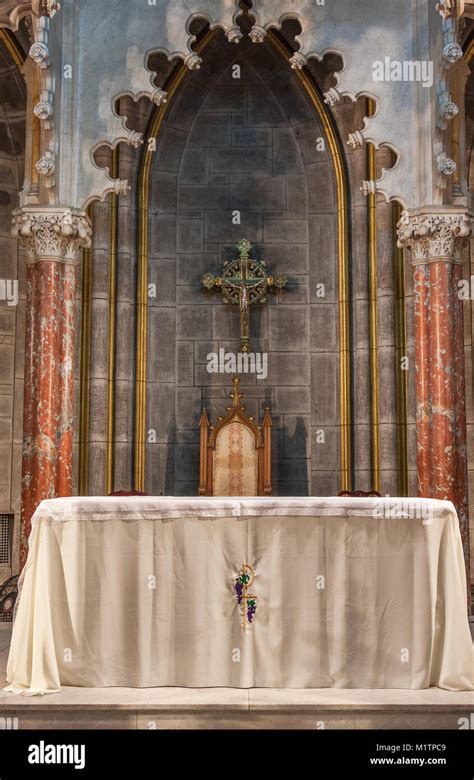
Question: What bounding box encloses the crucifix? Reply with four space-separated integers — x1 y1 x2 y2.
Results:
202 239 288 353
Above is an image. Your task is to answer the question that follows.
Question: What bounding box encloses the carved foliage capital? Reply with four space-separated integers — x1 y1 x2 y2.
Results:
31 0 60 18
397 209 470 263
11 208 92 262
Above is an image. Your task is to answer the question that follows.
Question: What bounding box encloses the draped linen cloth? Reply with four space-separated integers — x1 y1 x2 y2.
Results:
5 496 473 694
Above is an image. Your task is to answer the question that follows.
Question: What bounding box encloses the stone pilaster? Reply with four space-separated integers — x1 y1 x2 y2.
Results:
11 207 91 568
397 206 471 601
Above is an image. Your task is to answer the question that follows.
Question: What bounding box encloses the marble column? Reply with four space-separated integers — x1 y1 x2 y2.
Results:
397 207 471 597
11 207 91 568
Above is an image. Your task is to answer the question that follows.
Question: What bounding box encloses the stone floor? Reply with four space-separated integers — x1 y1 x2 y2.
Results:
0 625 472 729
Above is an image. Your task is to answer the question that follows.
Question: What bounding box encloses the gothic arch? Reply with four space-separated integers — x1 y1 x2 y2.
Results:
132 23 354 495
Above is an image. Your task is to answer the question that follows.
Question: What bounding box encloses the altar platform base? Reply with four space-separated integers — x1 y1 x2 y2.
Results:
0 627 472 730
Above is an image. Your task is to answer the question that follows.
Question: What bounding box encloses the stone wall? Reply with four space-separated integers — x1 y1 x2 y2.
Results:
145 30 412 497
146 32 341 496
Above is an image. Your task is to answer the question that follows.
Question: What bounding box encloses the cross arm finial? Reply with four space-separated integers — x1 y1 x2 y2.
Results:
236 238 252 257
230 375 243 407
202 271 221 290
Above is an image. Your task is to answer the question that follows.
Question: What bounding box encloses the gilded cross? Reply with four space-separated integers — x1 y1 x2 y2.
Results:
202 239 287 353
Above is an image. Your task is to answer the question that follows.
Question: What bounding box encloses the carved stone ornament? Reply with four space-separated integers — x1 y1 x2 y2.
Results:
40 0 60 16
249 25 266 43
323 88 341 107
184 53 202 70
439 99 459 119
436 0 460 18
33 100 53 120
289 52 307 70
226 26 243 44
437 154 457 175
361 179 376 196
396 209 470 263
443 42 463 63
11 208 92 262
35 154 55 176
347 130 365 149
31 0 61 17
29 42 49 64
114 179 131 195
31 0 61 19
151 87 167 106
127 130 144 148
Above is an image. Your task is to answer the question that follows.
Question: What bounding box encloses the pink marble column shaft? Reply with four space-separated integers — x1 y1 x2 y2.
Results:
413 264 431 495
428 261 457 499
12 208 91 570
398 208 471 605
20 260 76 568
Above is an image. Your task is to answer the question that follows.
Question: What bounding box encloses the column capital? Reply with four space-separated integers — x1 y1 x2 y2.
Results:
11 206 92 263
396 206 471 265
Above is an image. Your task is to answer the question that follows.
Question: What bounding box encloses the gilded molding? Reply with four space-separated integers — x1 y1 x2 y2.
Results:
106 149 118 495
78 206 93 496
392 203 408 496
0 28 26 69
367 97 380 494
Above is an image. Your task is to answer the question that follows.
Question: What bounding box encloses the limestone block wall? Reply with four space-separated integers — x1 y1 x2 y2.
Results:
142 29 407 497
146 32 336 496
39 26 417 505
78 96 149 496
330 100 408 497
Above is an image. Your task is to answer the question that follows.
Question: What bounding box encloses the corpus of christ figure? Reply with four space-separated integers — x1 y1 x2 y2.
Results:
202 238 288 353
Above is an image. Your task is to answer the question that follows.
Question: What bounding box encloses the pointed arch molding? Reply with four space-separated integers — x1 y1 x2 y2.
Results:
36 0 438 211
132 27 354 492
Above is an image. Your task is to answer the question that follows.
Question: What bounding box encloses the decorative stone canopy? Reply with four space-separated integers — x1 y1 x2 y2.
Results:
0 0 59 29
18 0 445 210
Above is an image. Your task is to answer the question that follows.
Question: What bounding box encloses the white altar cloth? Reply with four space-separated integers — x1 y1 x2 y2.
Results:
5 496 473 694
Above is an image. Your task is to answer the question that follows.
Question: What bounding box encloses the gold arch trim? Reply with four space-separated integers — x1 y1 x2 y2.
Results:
106 147 119 495
0 29 25 70
134 29 353 491
134 35 213 490
366 97 380 493
393 202 408 496
78 206 93 495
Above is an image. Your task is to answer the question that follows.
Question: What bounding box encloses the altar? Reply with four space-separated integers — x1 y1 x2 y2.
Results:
5 496 473 695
